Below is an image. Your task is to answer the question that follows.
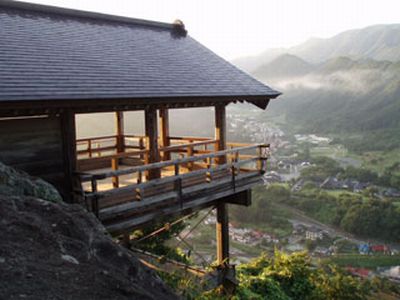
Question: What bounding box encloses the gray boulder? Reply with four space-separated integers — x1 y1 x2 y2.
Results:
0 162 62 202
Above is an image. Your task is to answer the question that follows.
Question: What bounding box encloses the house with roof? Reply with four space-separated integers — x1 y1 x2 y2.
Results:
0 0 280 269
305 226 323 241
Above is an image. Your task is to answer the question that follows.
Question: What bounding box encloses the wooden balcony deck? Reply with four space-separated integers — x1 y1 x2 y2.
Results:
76 135 269 236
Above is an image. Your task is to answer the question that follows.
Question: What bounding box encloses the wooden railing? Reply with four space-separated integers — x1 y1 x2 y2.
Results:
77 134 147 158
76 135 119 158
76 134 260 174
78 144 270 217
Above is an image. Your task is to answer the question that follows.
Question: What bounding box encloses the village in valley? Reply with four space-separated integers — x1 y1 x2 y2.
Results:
180 105 400 283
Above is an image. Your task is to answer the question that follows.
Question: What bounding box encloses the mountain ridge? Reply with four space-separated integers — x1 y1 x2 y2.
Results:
233 24 400 72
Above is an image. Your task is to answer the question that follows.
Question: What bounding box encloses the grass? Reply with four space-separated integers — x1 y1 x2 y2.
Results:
323 254 400 269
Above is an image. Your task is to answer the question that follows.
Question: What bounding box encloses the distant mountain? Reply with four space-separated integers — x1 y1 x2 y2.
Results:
256 55 400 151
291 24 400 63
231 24 400 151
232 48 285 73
233 24 400 72
252 54 313 79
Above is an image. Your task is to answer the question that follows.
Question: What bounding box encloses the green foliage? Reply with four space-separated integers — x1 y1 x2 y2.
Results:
230 185 292 237
339 199 400 240
311 265 369 300
300 156 343 181
339 166 378 182
133 218 191 263
291 189 400 241
161 251 371 300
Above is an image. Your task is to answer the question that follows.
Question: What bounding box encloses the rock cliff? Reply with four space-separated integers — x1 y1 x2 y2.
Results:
0 163 177 300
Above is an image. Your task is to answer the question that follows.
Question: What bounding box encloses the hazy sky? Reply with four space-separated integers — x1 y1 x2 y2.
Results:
28 0 399 60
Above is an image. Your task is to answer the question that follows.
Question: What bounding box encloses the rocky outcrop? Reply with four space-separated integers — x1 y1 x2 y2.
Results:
0 162 62 202
0 163 177 299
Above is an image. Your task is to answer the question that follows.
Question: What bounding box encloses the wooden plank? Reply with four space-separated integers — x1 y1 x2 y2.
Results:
161 139 217 153
168 136 212 142
76 135 117 143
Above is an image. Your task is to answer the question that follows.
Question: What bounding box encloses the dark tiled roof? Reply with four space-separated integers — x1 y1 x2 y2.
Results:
0 1 280 103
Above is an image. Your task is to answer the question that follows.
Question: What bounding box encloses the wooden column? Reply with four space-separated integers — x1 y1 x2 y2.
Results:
214 104 229 265
216 202 229 264
159 108 170 161
115 111 124 153
60 109 78 203
215 104 227 164
145 106 161 179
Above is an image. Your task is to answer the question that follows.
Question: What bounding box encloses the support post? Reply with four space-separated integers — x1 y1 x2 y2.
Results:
214 103 229 265
115 111 124 153
60 109 78 202
145 106 161 179
215 104 227 164
159 108 170 161
216 202 229 265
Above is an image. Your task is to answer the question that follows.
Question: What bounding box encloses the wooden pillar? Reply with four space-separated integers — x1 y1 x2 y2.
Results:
115 111 124 153
60 109 78 203
159 108 170 161
215 104 227 164
216 202 229 264
214 103 229 265
145 106 161 179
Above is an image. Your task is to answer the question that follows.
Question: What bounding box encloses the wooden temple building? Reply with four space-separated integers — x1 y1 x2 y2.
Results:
0 1 280 268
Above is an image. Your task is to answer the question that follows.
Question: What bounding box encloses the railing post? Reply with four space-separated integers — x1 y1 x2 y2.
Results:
231 164 236 192
135 187 142 201
174 164 183 208
187 140 194 171
111 157 119 188
258 145 269 174
139 137 145 160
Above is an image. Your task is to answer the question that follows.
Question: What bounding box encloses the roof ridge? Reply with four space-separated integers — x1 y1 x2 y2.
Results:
0 0 177 31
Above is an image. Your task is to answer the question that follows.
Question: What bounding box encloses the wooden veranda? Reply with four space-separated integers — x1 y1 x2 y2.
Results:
0 0 281 273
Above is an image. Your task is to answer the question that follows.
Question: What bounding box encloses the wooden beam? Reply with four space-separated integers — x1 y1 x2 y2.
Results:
145 106 161 179
60 109 78 203
222 190 251 206
115 111 125 153
159 108 170 161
